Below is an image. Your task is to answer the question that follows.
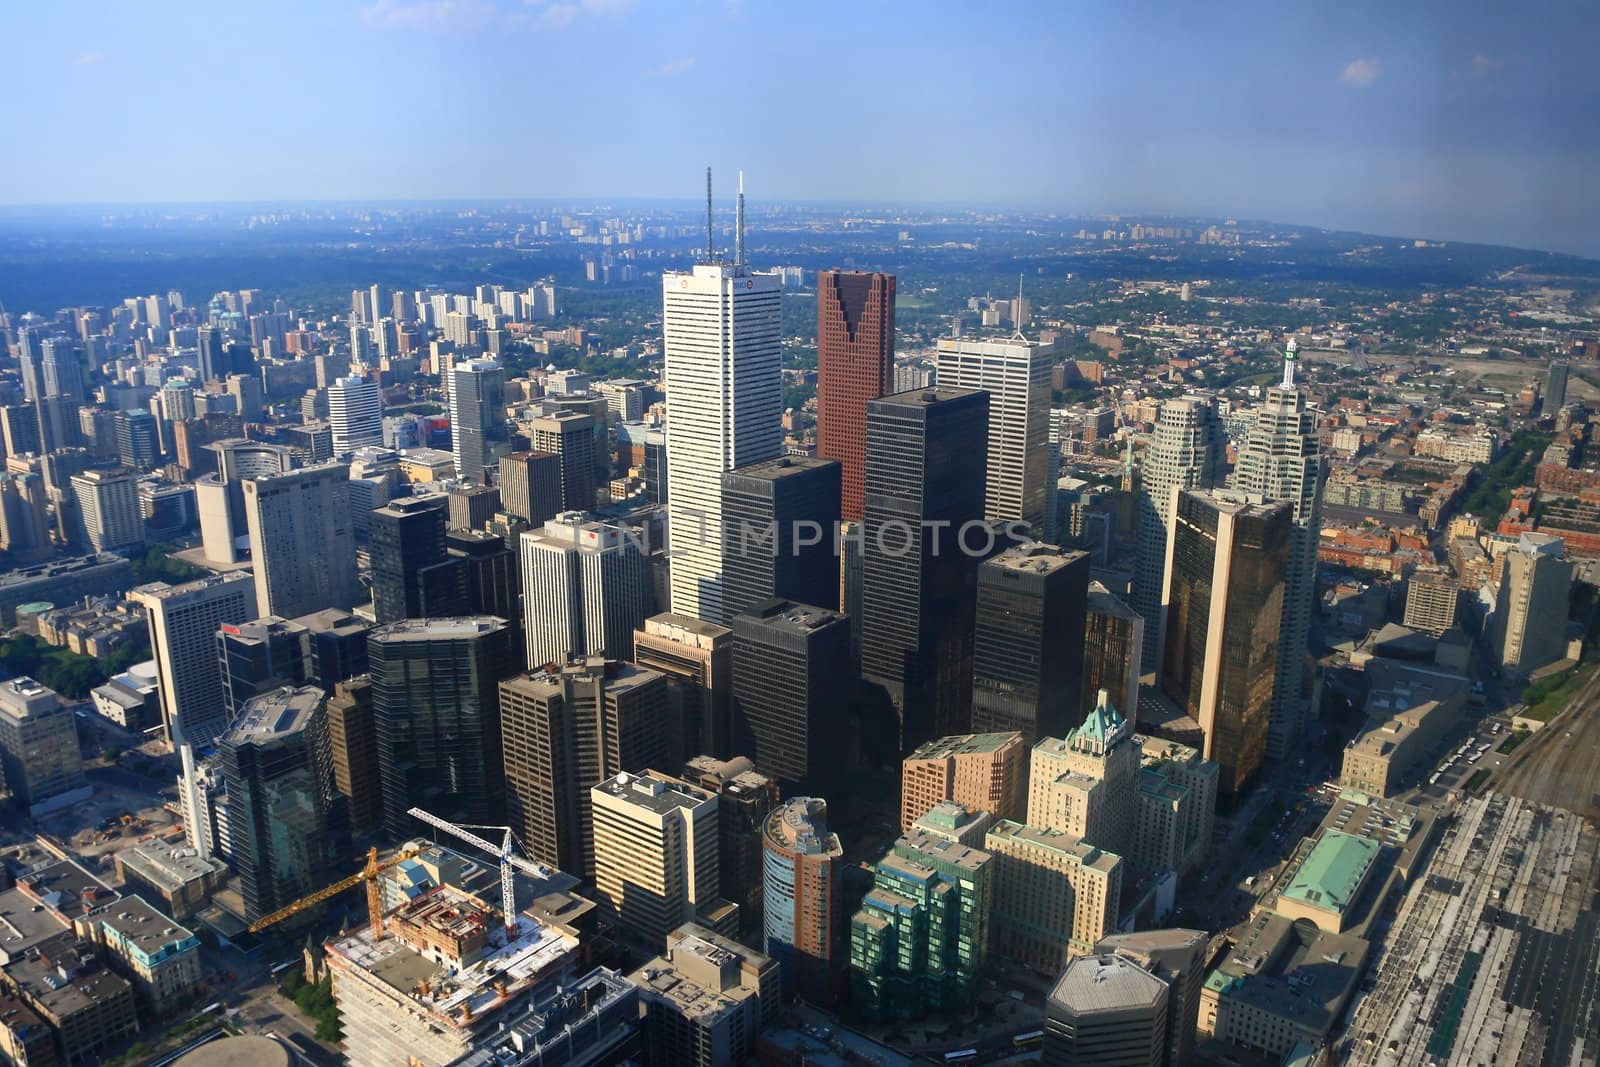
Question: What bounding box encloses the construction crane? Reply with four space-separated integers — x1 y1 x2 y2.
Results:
248 845 425 938
406 807 557 934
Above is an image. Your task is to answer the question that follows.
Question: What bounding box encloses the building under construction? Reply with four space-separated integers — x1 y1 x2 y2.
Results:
327 883 580 1067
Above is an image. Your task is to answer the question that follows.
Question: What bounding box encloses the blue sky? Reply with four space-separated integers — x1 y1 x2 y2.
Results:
5 0 1597 255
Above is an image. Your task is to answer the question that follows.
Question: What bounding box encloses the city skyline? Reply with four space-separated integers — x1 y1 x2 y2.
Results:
0 3 1596 257
1 36 1599 1059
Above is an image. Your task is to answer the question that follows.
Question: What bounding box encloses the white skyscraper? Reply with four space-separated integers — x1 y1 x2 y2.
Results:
131 573 257 746
241 462 360 618
520 511 646 669
1232 339 1326 758
662 173 782 622
1132 396 1224 665
935 335 1057 536
328 373 384 456
69 468 143 552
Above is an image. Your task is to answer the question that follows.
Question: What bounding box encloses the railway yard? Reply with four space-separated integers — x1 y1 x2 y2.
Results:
1341 793 1600 1067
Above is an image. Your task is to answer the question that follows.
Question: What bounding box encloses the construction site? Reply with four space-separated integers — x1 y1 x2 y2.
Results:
233 806 587 1067
1340 792 1600 1067
325 883 581 1067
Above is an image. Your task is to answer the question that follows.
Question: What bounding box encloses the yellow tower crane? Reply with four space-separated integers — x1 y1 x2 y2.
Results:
247 845 426 937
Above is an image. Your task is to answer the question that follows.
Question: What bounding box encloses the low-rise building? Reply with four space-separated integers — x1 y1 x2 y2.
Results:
114 839 230 922
910 799 994 847
0 991 56 1067
629 924 776 1067
1 934 139 1063
1199 913 1367 1060
1273 831 1381 934
0 554 133 628
1339 663 1469 797
96 897 204 1014
90 661 160 730
1414 428 1497 465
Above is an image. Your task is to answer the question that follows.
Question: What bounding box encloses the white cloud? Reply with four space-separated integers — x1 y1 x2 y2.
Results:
657 56 696 76
72 51 106 66
1339 56 1382 88
360 0 507 31
538 2 578 28
1471 54 1510 77
364 0 631 32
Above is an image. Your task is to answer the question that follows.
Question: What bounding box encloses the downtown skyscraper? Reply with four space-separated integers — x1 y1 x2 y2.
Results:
1232 340 1326 759
816 270 895 523
860 387 990 750
1159 489 1290 803
370 616 514 834
934 335 1057 538
970 543 1089 745
1132 396 1225 666
662 172 783 623
241 462 360 619
449 357 511 483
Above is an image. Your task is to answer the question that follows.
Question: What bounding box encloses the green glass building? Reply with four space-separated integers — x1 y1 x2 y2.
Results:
848 830 992 1020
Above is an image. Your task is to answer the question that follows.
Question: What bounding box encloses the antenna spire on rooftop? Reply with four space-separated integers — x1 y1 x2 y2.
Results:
1011 271 1028 340
736 169 746 268
1282 336 1298 390
704 166 714 264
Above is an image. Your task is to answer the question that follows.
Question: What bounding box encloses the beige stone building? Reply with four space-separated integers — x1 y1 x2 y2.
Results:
1026 691 1139 858
984 820 1123 972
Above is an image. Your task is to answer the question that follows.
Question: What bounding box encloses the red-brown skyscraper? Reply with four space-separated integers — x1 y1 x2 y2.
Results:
817 270 895 522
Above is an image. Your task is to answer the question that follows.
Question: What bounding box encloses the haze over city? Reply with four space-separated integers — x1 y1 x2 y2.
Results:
4 1 1599 255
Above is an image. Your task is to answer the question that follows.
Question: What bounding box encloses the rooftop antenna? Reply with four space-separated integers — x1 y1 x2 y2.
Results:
704 166 714 264
735 170 747 269
1011 271 1028 340
1282 336 1298 390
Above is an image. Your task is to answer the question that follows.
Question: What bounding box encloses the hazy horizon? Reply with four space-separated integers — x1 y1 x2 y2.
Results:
4 1 1598 255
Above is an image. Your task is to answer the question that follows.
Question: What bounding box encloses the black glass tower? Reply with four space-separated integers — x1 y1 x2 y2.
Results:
859 387 990 751
219 686 352 923
371 616 515 835
971 543 1089 745
369 495 466 623
720 456 842 623
217 616 310 724
730 598 852 787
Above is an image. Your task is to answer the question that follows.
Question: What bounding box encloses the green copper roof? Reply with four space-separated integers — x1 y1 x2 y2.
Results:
1070 688 1126 747
1282 831 1380 913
